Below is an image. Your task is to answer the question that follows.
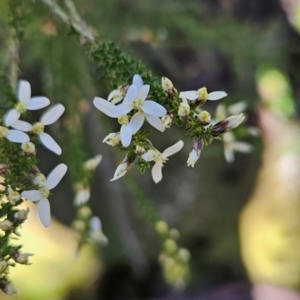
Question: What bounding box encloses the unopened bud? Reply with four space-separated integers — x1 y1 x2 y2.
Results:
7 188 20 204
0 164 8 176
21 141 36 154
162 77 177 96
74 186 90 206
212 113 245 137
178 102 190 118
164 239 178 255
178 248 191 262
135 145 146 155
198 111 211 125
155 221 169 235
11 250 33 265
0 280 18 296
0 260 8 273
169 228 180 240
108 89 125 104
84 154 102 171
0 220 13 232
187 138 203 168
103 132 121 146
14 208 30 222
72 219 86 231
78 206 92 218
161 114 173 129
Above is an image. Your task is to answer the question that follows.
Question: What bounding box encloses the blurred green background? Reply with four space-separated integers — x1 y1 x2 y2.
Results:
2 0 300 299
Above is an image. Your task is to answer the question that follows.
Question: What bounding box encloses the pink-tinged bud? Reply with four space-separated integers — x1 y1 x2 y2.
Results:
212 113 245 137
0 280 18 296
187 139 203 167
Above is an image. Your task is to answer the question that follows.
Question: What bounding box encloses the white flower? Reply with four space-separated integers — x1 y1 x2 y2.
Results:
93 98 134 147
21 163 67 227
187 138 203 167
180 86 227 103
4 80 50 126
74 186 90 206
108 74 143 104
112 84 167 133
89 216 108 246
142 140 184 183
83 154 102 171
0 126 29 143
12 104 65 155
222 132 252 163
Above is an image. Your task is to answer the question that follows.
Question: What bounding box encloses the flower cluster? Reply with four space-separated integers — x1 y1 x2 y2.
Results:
94 74 246 182
0 80 67 295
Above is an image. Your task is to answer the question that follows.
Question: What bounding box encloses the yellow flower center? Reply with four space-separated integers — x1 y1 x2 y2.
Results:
153 151 168 164
118 115 129 125
39 187 50 198
197 87 208 101
32 122 45 135
132 98 142 110
0 126 9 138
15 101 27 113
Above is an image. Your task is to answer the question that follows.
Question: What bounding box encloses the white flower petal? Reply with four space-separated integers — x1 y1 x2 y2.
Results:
123 85 137 104
163 140 184 157
224 147 234 163
17 80 31 103
6 130 29 143
152 162 163 184
207 91 227 101
46 163 67 190
38 198 51 227
144 114 164 132
137 85 150 101
93 97 118 117
27 97 50 110
21 190 42 201
228 101 247 115
179 91 198 101
11 120 32 132
4 110 21 127
40 104 65 125
141 150 156 162
39 132 62 155
90 216 102 231
142 101 167 117
132 74 143 90
112 103 132 116
233 142 253 153
120 124 132 147
129 112 145 134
